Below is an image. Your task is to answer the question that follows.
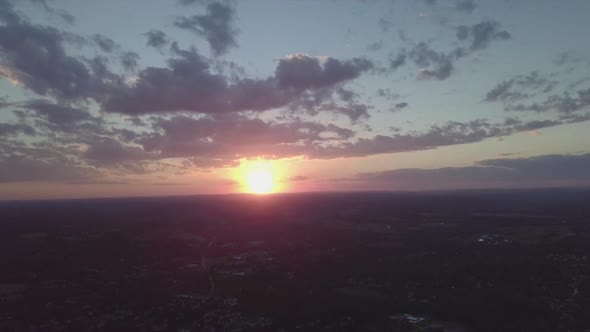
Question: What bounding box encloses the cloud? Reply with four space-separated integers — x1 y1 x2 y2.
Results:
456 20 511 51
0 123 36 136
498 152 520 157
0 0 19 24
120 51 140 71
10 100 110 143
0 10 117 100
394 102 409 111
484 71 590 123
182 156 239 169
83 137 153 164
0 105 163 177
102 51 372 118
568 77 590 90
286 175 308 182
138 114 355 161
174 1 238 56
484 80 514 102
275 53 373 90
308 116 588 159
420 0 437 6
419 0 477 14
408 43 455 80
176 0 224 5
21 99 93 126
389 52 407 71
28 0 75 24
385 20 510 80
0 155 100 183
454 0 477 13
91 34 118 53
144 29 169 49
484 71 557 103
366 41 383 52
418 61 453 80
553 51 586 66
286 84 373 123
0 2 372 124
310 119 510 159
11 110 574 173
554 51 570 66
102 47 276 115
316 102 370 122
376 88 400 101
2 96 586 178
501 87 590 116
0 96 10 108
347 153 590 190
514 119 562 131
378 18 394 33
67 113 576 168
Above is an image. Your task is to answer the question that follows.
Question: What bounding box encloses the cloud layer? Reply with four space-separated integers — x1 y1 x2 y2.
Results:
348 154 590 190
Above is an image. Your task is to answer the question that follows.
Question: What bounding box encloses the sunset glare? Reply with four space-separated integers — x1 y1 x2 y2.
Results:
240 161 278 194
245 169 274 194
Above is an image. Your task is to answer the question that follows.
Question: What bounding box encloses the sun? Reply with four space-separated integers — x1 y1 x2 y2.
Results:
245 168 275 194
234 159 286 194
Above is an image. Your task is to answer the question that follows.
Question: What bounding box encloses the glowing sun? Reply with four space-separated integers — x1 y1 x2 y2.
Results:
235 160 284 194
245 168 275 194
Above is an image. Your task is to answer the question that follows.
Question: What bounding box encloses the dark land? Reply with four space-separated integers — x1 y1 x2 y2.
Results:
1 188 590 331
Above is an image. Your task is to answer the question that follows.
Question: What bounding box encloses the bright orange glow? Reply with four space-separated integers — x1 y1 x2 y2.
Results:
228 157 308 194
240 161 279 194
245 168 274 194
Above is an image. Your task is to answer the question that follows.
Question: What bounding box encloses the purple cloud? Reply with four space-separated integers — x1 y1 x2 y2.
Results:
347 153 590 190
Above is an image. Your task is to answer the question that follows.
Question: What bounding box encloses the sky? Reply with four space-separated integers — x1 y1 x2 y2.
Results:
1 0 589 199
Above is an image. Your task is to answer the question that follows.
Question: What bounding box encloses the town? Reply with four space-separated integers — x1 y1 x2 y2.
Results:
1 189 589 331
